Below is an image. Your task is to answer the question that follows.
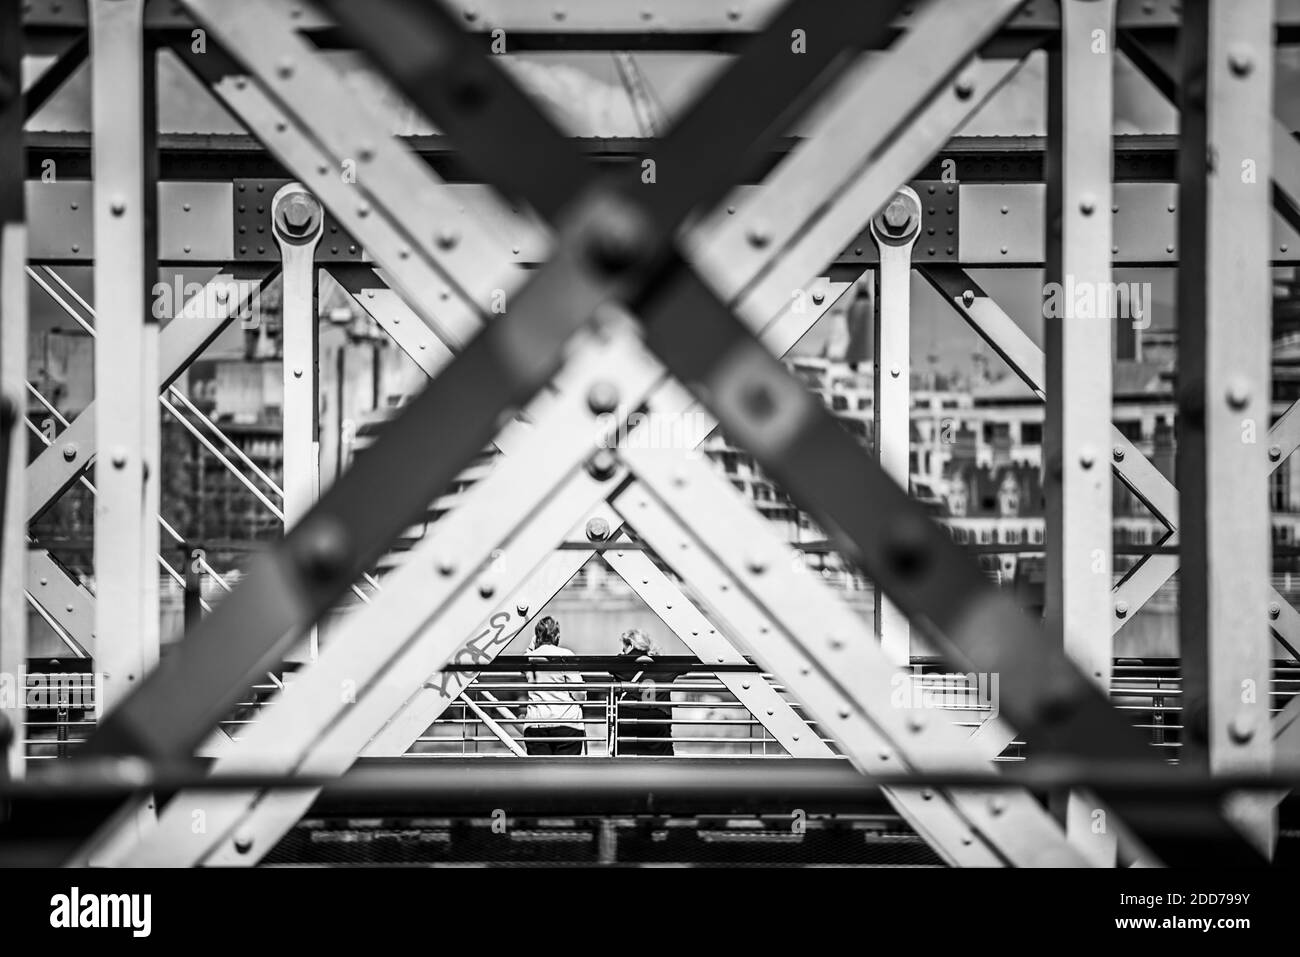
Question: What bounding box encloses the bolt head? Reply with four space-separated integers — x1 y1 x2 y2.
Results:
883 197 912 231
1115 600 1129 618
585 517 611 541
1229 712 1256 744
278 194 318 236
295 516 350 581
586 449 618 481
587 381 619 416
1269 601 1281 620
62 443 78 462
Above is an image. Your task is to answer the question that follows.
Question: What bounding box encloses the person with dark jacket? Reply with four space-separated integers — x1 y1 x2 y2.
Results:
610 629 682 756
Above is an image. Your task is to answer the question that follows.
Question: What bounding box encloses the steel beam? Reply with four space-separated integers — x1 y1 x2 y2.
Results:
870 189 921 665
25 271 263 523
1117 27 1300 236
1044 0 1118 866
600 546 830 757
923 264 1300 658
617 449 1088 866
687 0 1030 308
26 550 93 658
89 0 159 721
94 326 665 865
86 0 907 763
1174 0 1275 855
1 0 28 781
362 281 851 756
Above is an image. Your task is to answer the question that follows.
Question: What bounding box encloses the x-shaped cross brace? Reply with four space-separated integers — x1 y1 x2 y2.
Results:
78 0 1261 866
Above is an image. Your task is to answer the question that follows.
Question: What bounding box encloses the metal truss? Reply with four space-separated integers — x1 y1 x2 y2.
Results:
1 0 1289 870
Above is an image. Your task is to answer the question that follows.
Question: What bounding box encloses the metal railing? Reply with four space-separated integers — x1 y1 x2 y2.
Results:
26 658 1298 763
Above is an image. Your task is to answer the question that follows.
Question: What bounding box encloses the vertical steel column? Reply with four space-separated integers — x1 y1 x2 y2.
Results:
868 188 920 666
90 0 160 716
272 185 323 659
0 0 28 780
1044 0 1118 865
1176 0 1275 855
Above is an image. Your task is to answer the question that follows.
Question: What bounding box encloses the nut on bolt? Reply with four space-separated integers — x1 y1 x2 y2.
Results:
586 448 618 481
586 517 611 541
276 192 321 239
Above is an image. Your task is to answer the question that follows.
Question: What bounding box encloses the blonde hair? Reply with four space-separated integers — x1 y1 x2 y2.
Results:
620 628 657 655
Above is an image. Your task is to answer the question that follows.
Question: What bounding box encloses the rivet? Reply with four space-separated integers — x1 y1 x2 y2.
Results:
1269 444 1282 462
1079 447 1096 469
438 558 457 576
988 796 1006 816
890 366 901 378
1226 380 1251 411
293 367 304 379
954 76 974 100
111 448 127 468
277 59 294 79
746 224 771 249
1229 712 1256 743
479 581 495 599
746 554 767 575
1079 197 1095 216
110 199 126 216
436 227 459 250
587 381 619 415
1227 45 1254 77
233 831 254 854
516 603 529 617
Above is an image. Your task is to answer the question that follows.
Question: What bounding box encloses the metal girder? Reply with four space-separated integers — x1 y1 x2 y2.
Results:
121 278 848 861
599 546 830 756
26 550 93 658
91 326 666 865
686 0 1030 309
22 31 87 121
615 449 1088 866
1174 0 1275 855
364 280 853 756
89 0 159 721
22 0 1300 39
1 0 28 781
72 0 1267 869
25 271 264 522
84 0 911 762
869 190 921 665
172 0 524 350
1117 25 1300 236
21 179 1300 268
1045 0 1118 866
921 264 1300 658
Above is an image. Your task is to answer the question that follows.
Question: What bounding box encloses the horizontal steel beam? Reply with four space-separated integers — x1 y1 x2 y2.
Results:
22 131 1190 183
20 0 1300 44
24 178 1300 267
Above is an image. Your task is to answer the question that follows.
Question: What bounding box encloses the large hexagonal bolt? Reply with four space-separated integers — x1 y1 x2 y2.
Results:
870 187 922 246
274 190 322 243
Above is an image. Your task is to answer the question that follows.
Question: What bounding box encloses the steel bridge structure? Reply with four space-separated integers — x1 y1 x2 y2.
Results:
1 0 1299 867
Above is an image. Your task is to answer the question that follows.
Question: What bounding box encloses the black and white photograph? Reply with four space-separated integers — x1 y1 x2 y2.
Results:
0 0 1297 938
